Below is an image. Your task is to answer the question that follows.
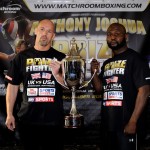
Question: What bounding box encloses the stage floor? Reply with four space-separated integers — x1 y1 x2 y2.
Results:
0 134 150 150
0 144 150 150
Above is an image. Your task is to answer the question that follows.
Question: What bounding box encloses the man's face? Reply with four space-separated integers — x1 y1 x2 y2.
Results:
35 20 55 47
106 25 127 51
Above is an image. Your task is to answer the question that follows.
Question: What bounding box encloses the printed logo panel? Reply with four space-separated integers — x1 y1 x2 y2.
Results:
103 101 122 106
39 88 55 96
28 97 54 102
27 88 38 96
35 97 54 102
108 91 123 100
28 97 35 102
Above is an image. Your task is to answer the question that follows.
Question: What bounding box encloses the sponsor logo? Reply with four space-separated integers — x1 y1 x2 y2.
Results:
27 88 38 96
23 0 146 12
108 91 123 100
28 97 54 102
0 4 22 13
39 88 55 96
28 97 35 102
35 97 54 102
103 100 122 106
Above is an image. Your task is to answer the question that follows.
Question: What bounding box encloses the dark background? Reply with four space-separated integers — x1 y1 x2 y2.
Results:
0 0 150 148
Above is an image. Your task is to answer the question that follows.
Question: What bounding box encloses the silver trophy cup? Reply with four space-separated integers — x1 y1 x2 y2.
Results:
62 38 96 128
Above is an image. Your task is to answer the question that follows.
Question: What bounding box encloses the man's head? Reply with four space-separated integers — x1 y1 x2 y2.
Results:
106 23 127 52
34 19 55 51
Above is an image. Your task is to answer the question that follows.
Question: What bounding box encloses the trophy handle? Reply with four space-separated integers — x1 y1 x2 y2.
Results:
53 77 69 89
79 69 97 89
52 70 69 90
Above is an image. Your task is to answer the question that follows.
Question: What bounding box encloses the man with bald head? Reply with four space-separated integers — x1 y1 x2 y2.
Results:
91 23 150 150
5 19 66 150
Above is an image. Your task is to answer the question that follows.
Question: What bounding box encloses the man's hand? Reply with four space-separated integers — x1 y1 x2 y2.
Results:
50 59 61 76
91 59 100 74
124 121 136 134
5 115 15 131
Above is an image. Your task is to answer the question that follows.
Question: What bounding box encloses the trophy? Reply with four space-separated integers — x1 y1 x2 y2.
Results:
61 38 96 128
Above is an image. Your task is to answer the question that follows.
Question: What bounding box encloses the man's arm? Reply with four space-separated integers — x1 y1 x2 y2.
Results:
5 83 19 131
92 74 103 93
0 52 9 60
124 85 150 134
0 52 15 60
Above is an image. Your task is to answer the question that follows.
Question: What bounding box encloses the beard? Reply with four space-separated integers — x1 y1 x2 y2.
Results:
39 40 48 46
39 36 49 46
107 38 126 51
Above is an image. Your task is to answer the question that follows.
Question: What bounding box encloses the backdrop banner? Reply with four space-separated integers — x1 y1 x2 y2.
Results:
0 0 149 145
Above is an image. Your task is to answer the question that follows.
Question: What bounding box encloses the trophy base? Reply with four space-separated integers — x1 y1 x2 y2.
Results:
64 114 84 128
